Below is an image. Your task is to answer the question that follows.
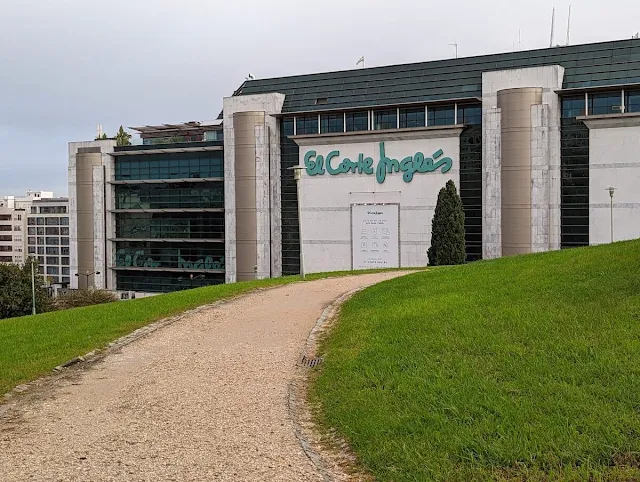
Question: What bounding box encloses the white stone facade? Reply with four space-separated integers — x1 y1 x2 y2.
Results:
582 115 640 245
293 128 462 273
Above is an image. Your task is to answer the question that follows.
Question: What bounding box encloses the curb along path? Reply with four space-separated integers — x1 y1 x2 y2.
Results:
0 272 408 481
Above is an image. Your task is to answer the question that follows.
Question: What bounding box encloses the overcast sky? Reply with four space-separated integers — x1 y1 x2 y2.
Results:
1 0 638 197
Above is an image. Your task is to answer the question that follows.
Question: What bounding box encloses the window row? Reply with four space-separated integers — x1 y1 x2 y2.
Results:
27 227 70 236
562 90 640 118
27 246 70 255
286 103 482 135
27 217 69 226
27 237 70 246
116 212 225 239
30 206 67 214
115 152 224 181
115 183 224 210
114 242 225 270
116 271 224 293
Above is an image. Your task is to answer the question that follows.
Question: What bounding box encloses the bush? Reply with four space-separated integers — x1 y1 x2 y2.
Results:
427 180 466 266
53 289 119 311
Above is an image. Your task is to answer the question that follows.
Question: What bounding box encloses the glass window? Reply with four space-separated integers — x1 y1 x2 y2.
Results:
38 265 44 274
46 266 59 275
61 257 69 266
399 107 425 129
61 237 69 246
45 217 60 225
45 227 59 235
427 105 455 126
115 182 224 210
36 217 44 225
39 206 67 214
46 247 59 255
61 247 70 255
37 237 44 245
0 246 11 252
62 276 70 284
27 217 35 225
46 256 58 265
345 111 368 132
295 115 318 135
373 109 397 130
60 227 69 235
37 256 44 264
0 235 11 241
30 207 37 214
27 227 36 235
457 104 482 125
0 225 10 232
13 225 21 232
62 267 70 275
37 227 44 235
0 214 10 221
28 237 36 245
320 114 344 133
45 237 60 245
625 90 640 113
114 151 224 181
588 91 622 115
28 246 36 254
562 96 586 118
37 247 44 255
60 217 69 226
281 117 294 137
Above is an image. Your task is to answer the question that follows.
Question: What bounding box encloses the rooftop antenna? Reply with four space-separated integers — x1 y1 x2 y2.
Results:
96 124 103 139
565 4 571 46
550 7 555 47
245 73 255 80
449 42 458 59
356 56 365 68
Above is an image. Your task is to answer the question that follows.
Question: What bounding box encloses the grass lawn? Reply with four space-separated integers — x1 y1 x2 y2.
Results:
312 239 640 481
0 268 403 398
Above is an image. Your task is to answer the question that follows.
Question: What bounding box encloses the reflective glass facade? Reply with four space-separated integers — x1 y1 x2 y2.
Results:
427 105 455 126
320 114 344 133
114 151 223 180
345 111 368 132
116 213 224 239
560 95 589 248
280 118 301 275
115 183 224 210
399 107 425 128
588 91 622 115
373 109 397 130
113 143 225 293
458 105 483 261
296 115 318 135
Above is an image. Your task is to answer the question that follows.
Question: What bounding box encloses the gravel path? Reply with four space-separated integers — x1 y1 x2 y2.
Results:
0 272 406 481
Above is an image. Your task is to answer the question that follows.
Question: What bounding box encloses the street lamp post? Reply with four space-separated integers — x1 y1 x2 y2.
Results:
606 187 617 243
288 165 305 279
74 270 101 289
30 259 36 315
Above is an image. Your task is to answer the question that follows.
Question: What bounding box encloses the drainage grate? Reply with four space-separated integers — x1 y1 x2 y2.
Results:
300 355 324 368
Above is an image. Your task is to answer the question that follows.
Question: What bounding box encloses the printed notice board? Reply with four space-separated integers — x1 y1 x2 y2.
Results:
351 204 400 270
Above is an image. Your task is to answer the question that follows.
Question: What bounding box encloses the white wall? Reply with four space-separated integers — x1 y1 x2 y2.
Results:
295 129 462 273
584 116 640 244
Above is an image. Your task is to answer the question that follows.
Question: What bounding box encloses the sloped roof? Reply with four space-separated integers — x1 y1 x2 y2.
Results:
239 38 640 113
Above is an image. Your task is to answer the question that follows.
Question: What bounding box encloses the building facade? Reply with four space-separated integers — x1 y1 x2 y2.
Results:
26 197 70 288
70 38 640 294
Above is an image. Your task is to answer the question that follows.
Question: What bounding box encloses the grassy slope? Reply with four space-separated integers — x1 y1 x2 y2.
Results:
0 269 403 397
313 240 640 481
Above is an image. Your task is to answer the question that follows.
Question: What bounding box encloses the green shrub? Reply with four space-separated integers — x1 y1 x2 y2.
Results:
53 289 119 310
427 180 466 266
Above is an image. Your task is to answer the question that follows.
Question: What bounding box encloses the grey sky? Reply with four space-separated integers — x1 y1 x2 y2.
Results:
1 0 638 197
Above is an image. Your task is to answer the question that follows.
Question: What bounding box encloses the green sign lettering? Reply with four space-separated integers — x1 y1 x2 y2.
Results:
303 141 452 183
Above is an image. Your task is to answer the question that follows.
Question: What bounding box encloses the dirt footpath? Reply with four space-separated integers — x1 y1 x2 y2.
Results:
0 272 406 481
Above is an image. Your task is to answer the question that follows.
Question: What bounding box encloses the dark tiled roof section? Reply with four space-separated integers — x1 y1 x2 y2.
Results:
239 39 640 113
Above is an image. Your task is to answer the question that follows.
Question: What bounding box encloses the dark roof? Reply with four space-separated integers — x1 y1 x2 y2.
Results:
239 38 640 114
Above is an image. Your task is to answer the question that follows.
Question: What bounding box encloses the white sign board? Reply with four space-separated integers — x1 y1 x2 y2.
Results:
351 204 400 270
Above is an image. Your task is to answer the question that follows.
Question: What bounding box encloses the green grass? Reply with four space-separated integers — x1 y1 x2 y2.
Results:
0 268 404 398
312 240 640 481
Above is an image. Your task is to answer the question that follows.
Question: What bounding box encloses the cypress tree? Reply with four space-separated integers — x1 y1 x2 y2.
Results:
427 180 466 266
